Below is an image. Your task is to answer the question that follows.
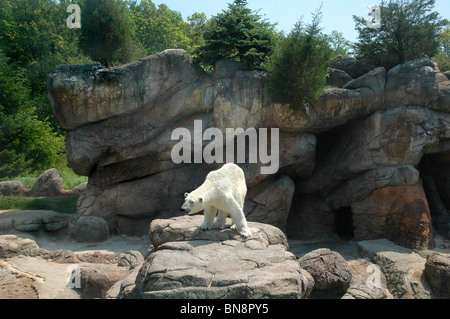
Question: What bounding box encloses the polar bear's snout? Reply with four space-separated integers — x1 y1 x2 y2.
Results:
181 202 191 214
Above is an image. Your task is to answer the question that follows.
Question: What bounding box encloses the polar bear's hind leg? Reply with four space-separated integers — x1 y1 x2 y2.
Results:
222 198 251 238
212 209 227 230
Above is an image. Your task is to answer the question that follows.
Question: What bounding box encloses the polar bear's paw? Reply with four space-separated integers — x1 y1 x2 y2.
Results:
211 221 226 230
199 221 212 231
231 224 252 238
238 227 252 239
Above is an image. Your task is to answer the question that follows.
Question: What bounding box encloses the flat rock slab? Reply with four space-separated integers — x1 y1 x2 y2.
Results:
357 239 431 299
133 215 313 299
149 215 289 250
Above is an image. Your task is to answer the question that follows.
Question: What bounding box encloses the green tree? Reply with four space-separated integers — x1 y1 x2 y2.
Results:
0 49 65 178
130 0 194 55
354 0 448 70
0 0 91 131
187 12 208 50
192 0 276 70
326 31 353 57
79 0 133 67
433 22 450 72
267 9 334 108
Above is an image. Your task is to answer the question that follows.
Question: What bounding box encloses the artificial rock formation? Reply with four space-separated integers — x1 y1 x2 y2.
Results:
48 50 450 251
128 215 314 299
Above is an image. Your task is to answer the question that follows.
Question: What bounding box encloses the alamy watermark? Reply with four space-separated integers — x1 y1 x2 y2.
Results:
366 264 382 289
66 4 81 29
171 120 280 175
66 265 81 289
367 4 382 28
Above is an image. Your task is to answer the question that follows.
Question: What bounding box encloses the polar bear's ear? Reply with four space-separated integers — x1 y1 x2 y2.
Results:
184 192 189 198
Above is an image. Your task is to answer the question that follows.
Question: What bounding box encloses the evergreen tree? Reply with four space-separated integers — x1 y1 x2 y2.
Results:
192 0 276 70
79 0 132 67
267 9 334 108
354 0 447 70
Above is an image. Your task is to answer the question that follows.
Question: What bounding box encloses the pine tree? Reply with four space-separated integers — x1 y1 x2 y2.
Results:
267 9 334 108
79 0 132 67
192 0 276 70
354 0 448 70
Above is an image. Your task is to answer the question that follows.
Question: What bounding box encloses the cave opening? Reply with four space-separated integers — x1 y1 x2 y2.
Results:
419 153 450 239
334 206 354 240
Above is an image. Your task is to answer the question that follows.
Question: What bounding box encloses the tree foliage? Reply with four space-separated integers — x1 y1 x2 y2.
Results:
79 0 133 67
192 0 276 70
129 0 202 56
267 9 334 108
354 0 448 70
0 0 209 178
0 49 65 178
434 21 450 72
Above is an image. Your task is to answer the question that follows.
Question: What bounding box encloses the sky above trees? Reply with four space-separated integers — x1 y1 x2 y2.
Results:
152 0 450 42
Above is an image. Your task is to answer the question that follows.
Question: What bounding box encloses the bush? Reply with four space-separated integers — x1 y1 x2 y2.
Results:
267 10 334 108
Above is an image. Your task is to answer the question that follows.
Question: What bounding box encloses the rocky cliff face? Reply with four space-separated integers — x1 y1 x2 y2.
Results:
48 49 450 251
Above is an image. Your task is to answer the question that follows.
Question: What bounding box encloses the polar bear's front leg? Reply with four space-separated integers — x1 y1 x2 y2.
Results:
200 206 217 231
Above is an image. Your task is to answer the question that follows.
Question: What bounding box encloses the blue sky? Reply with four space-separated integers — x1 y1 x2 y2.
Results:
152 0 450 43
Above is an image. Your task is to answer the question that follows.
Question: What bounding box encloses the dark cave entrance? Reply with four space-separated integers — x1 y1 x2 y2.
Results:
334 206 354 240
419 153 450 239
418 151 450 239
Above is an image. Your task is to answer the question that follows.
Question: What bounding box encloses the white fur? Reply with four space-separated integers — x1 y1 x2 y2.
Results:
181 163 251 238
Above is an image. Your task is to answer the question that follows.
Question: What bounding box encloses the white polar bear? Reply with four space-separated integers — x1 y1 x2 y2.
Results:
181 163 252 238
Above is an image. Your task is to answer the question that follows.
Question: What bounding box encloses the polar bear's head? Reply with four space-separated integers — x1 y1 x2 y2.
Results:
181 193 204 215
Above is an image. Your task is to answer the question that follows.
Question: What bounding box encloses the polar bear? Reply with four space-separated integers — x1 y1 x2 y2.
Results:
181 163 252 238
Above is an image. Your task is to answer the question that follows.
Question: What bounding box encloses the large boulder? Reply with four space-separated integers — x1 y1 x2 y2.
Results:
148 215 289 250
385 58 449 112
28 168 66 197
330 55 373 79
0 181 27 196
72 216 110 242
0 235 40 259
326 68 353 88
342 259 393 299
424 252 450 298
357 239 431 299
129 215 314 299
298 248 352 297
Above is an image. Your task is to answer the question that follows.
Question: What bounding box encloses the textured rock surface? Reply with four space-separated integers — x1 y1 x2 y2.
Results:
48 50 450 253
28 168 67 197
148 215 289 249
0 234 145 299
130 215 314 299
342 259 393 299
357 239 431 299
0 235 40 259
0 181 27 196
351 183 433 251
424 252 450 298
72 216 110 243
298 248 352 297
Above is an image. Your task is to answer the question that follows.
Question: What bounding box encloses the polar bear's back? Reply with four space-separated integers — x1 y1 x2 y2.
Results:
206 163 247 204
